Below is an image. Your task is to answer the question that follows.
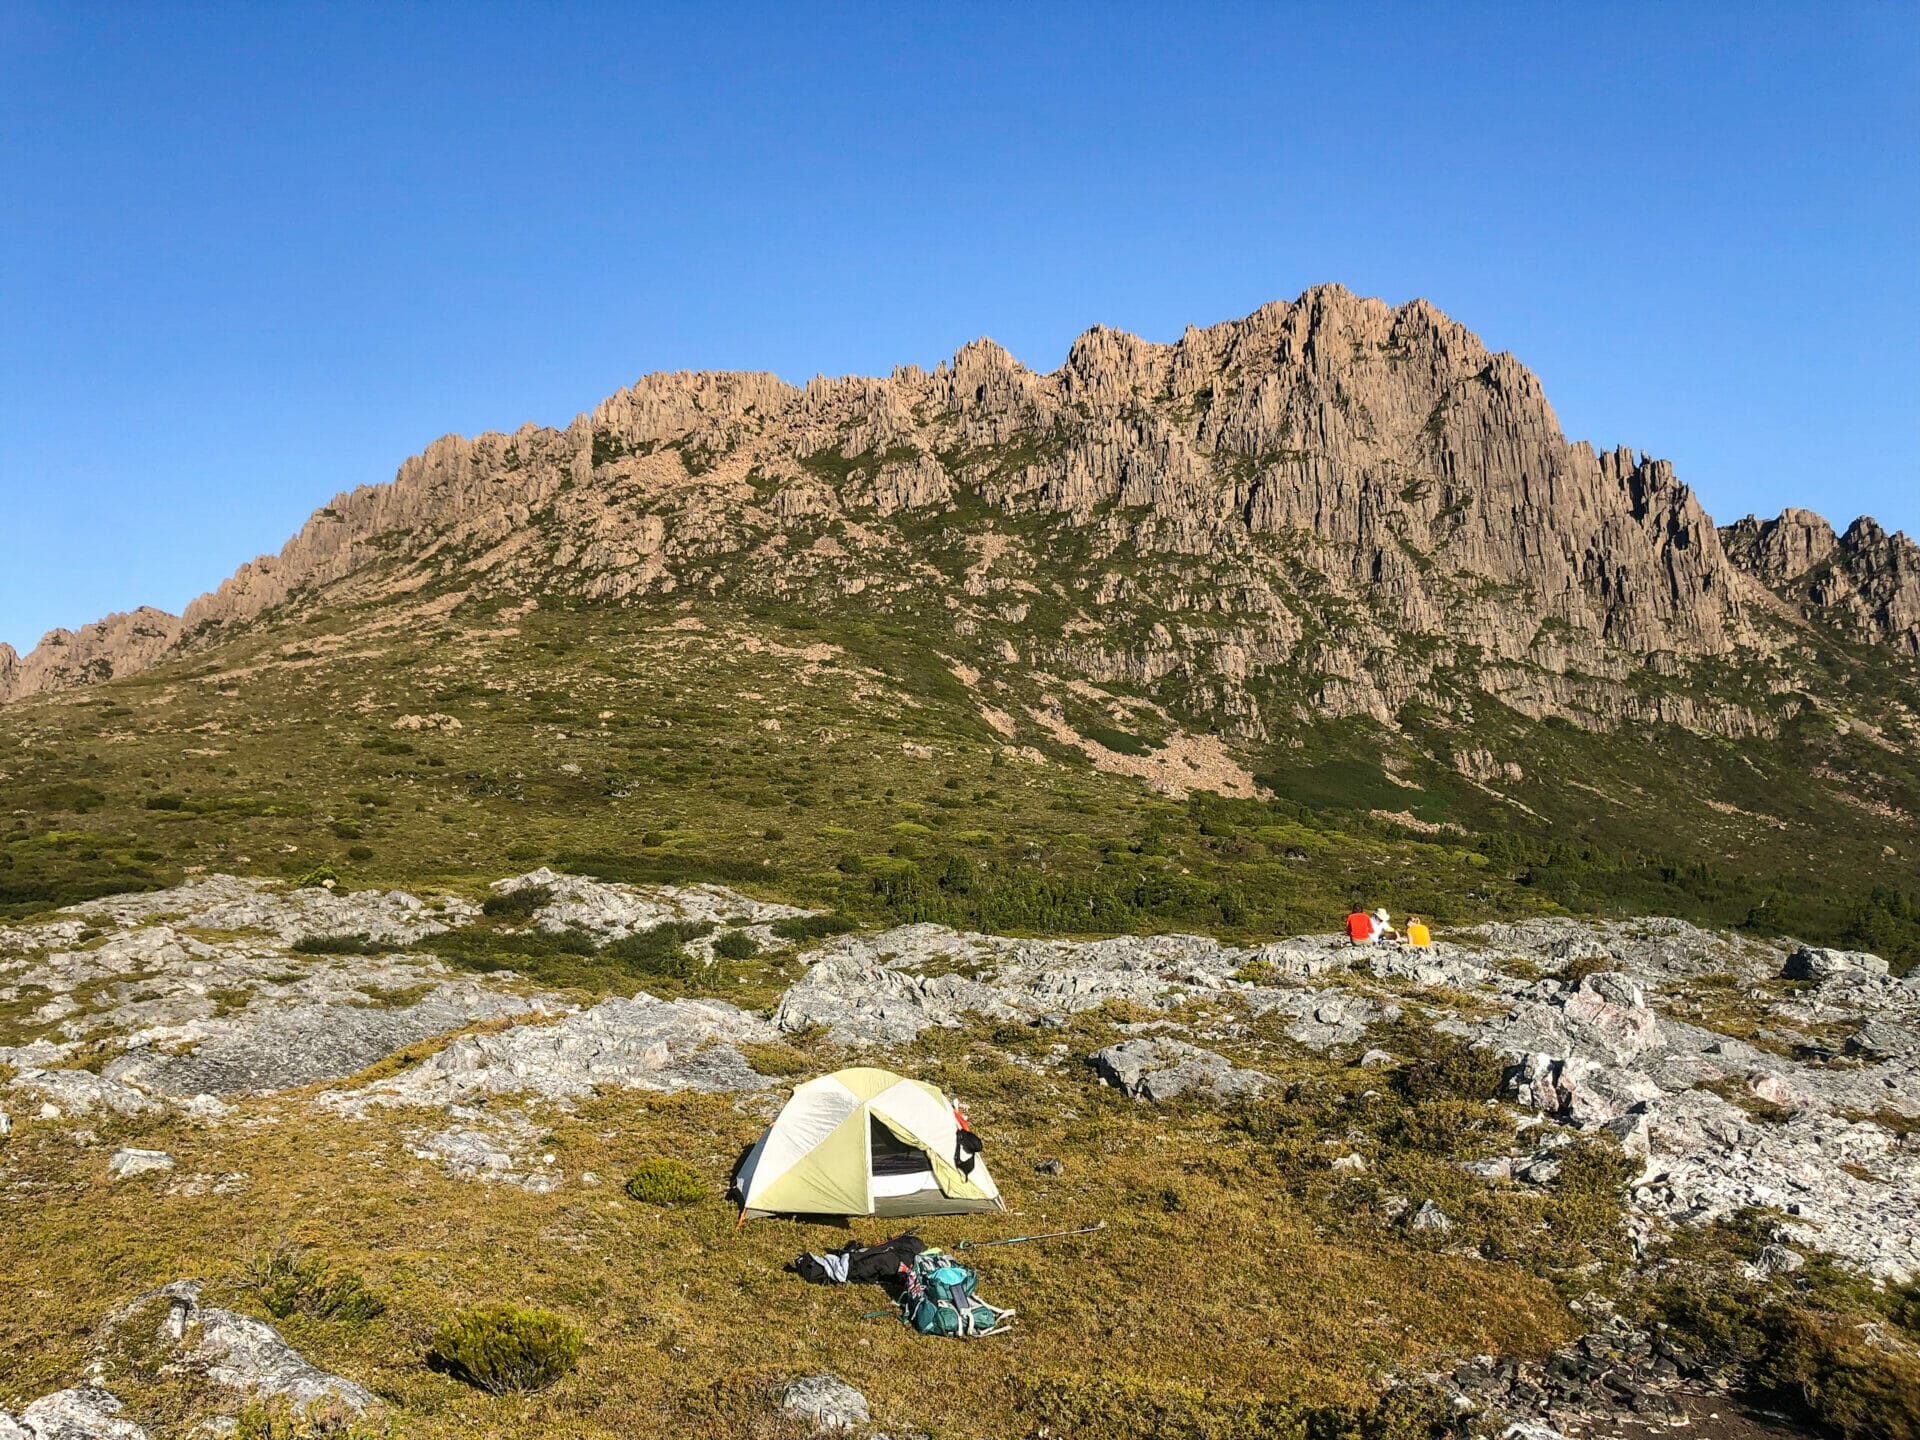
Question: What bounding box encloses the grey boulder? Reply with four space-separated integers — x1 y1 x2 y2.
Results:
1089 1038 1270 1104
1783 946 1890 983
1409 1200 1454 1232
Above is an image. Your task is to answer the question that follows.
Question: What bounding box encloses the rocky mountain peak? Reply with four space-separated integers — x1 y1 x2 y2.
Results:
3 288 1914 733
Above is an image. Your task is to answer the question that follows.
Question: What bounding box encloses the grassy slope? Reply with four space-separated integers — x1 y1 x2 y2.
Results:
2 591 1915 965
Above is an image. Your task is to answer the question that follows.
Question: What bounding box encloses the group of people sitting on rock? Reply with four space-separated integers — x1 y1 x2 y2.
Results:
1345 906 1431 948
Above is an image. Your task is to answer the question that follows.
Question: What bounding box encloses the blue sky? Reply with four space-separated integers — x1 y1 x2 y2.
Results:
2 2 1915 653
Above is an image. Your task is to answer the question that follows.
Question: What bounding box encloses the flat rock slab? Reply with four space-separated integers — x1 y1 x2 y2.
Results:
98 1281 374 1416
8 1068 159 1119
67 874 475 946
493 868 813 939
103 987 536 1099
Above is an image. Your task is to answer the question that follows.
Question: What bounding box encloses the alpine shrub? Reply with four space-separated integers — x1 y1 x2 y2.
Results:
770 913 858 941
1020 1373 1451 1440
601 920 713 979
482 883 552 918
1393 1032 1506 1103
245 1249 386 1323
1746 1305 1920 1440
429 1305 582 1394
625 1158 706 1206
233 1399 400 1439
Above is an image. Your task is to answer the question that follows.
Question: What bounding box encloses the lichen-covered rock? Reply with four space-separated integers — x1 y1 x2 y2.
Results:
0 1385 148 1439
490 868 812 939
779 1374 870 1434
8 1068 158 1119
772 953 1021 1045
103 985 535 1099
1409 1200 1453 1233
67 874 475 946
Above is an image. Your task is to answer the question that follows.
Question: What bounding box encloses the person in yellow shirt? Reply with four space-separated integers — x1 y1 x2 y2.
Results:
1406 917 1432 949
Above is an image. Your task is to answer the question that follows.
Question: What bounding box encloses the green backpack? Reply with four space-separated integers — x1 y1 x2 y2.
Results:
898 1249 1014 1338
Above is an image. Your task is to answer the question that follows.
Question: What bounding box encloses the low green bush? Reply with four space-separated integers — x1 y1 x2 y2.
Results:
482 883 552 918
24 782 108 813
291 933 379 955
234 1399 400 1439
713 930 758 961
625 1158 706 1206
429 1305 582 1394
601 920 713 979
346 845 374 862
1747 1304 1920 1440
1392 1033 1507 1103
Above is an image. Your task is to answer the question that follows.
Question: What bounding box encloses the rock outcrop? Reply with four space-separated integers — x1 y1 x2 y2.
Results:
8 287 1911 750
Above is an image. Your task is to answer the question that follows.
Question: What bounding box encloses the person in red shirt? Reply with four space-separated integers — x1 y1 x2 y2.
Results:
1346 909 1375 943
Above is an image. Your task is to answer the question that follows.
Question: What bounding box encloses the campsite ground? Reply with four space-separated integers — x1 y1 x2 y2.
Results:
2 1006 1582 1438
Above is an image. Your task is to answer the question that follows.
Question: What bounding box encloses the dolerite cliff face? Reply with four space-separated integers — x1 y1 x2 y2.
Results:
1722 508 1920 657
4 286 1915 740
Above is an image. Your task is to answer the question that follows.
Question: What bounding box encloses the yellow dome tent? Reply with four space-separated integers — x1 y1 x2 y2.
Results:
734 1066 1005 1221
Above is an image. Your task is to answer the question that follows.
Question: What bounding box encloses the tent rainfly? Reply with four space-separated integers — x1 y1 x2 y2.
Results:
735 1066 1005 1221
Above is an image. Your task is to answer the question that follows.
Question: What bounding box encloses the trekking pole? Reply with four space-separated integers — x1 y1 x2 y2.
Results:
956 1221 1105 1251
